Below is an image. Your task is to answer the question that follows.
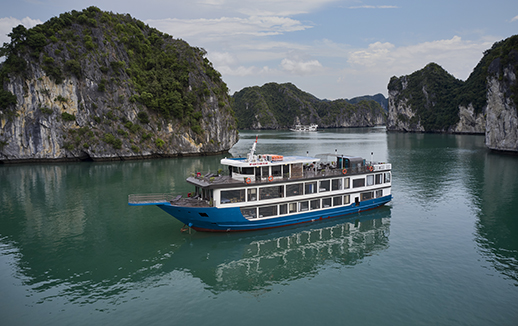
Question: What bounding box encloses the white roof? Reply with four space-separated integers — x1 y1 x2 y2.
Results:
220 155 320 167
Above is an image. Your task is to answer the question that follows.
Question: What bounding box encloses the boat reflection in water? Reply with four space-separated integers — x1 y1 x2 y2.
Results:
165 207 391 292
4 207 390 304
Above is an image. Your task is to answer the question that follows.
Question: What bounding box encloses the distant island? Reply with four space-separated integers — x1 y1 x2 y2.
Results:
232 82 387 130
387 35 518 152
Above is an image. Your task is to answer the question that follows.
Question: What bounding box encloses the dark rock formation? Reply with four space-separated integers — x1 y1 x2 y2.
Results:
0 7 237 163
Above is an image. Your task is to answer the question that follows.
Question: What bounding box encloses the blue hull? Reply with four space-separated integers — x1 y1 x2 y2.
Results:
156 195 392 232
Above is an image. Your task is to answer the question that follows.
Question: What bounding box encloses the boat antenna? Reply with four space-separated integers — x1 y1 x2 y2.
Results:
248 135 258 160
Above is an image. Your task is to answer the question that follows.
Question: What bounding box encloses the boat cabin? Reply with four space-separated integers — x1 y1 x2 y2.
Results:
220 155 318 182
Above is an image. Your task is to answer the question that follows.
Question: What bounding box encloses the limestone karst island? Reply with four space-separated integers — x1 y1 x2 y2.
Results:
1 7 517 163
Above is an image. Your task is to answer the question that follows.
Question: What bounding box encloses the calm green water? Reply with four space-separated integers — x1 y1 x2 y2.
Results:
1 127 517 326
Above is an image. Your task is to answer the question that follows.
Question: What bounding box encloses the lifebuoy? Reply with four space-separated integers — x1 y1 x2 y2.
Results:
342 168 347 175
245 178 251 184
268 175 273 182
369 166 373 172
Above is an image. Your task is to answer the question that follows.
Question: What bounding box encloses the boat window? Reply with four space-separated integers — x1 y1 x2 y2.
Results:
255 167 262 180
353 178 365 188
361 191 374 200
279 204 288 215
319 180 330 192
375 173 383 184
332 179 342 191
310 199 320 210
305 181 317 194
333 196 342 206
259 185 284 200
262 166 269 178
247 188 257 201
322 197 331 208
289 202 298 213
376 190 383 198
259 205 277 218
344 178 350 189
233 166 254 175
286 183 303 197
367 175 374 186
299 201 309 211
242 167 254 175
291 163 303 178
241 207 257 219
384 172 391 183
344 195 350 204
282 164 290 178
220 189 245 204
271 165 282 177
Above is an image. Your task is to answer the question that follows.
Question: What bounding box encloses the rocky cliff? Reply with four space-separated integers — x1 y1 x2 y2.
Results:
233 82 386 130
387 35 518 152
387 62 486 133
0 7 238 163
485 42 518 152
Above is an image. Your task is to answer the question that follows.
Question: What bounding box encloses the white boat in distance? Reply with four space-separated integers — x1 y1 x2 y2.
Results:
290 124 318 132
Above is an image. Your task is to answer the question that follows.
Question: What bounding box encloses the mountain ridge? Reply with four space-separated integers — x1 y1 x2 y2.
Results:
232 82 386 130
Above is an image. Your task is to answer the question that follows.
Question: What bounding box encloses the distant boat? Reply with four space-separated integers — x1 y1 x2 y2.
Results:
290 124 318 132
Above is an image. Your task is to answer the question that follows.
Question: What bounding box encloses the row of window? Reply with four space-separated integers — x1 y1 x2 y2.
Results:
240 195 351 219
240 189 384 219
221 172 390 205
232 165 288 177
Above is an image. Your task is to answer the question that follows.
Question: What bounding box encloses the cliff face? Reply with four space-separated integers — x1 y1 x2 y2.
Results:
387 76 485 134
387 63 486 134
387 77 425 132
485 59 518 151
233 82 386 130
387 35 518 152
0 7 237 163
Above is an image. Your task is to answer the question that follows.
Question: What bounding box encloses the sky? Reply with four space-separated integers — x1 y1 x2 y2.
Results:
1 0 517 100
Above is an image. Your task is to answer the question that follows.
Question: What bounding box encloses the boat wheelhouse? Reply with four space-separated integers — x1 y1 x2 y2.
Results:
129 138 392 232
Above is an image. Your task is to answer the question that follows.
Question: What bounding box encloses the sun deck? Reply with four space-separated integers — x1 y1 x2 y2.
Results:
187 162 391 188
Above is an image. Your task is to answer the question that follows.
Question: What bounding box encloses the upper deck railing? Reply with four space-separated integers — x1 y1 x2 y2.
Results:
189 162 391 187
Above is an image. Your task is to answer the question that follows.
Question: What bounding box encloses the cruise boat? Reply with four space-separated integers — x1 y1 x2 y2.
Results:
128 138 392 232
290 124 318 132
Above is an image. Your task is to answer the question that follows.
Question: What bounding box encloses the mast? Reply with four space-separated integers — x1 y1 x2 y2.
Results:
247 135 258 161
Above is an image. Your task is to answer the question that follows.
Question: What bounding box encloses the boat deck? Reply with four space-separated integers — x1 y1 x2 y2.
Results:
129 163 391 207
188 163 391 188
128 193 211 207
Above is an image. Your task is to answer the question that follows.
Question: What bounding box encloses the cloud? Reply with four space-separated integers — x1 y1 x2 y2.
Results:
196 0 340 17
332 35 498 98
511 15 518 22
348 36 494 79
280 57 323 75
146 15 313 44
0 16 42 45
349 5 398 9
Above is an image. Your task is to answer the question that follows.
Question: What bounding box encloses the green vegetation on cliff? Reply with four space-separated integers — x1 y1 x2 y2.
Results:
233 82 386 129
388 35 518 132
0 6 232 135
